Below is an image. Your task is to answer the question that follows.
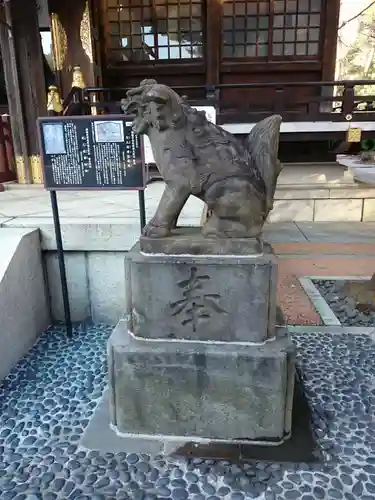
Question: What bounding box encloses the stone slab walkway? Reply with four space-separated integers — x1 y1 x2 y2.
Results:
276 247 375 326
1 185 375 497
2 184 375 326
264 222 375 326
2 183 375 326
0 160 360 224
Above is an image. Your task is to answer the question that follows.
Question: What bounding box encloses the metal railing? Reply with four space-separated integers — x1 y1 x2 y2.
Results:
60 80 375 125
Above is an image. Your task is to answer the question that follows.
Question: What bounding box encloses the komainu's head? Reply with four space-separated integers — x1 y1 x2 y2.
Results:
121 79 188 134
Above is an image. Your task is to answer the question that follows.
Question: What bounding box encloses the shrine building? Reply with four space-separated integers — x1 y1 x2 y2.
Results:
0 0 372 184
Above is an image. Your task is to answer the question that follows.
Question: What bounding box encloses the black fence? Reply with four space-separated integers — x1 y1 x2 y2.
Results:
66 80 375 125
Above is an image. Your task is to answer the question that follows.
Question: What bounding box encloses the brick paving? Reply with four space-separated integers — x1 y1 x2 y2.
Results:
274 242 375 325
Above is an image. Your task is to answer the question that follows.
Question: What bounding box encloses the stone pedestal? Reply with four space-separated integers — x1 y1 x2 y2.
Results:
109 229 296 445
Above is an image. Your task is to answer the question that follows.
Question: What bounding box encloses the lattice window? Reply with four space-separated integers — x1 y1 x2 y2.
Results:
106 0 204 63
222 0 322 59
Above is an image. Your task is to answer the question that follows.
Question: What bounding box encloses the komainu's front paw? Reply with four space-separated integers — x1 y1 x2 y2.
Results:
142 221 171 238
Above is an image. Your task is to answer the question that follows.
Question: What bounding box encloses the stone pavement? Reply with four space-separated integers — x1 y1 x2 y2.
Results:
3 183 375 326
269 222 375 326
2 324 375 499
1 160 374 225
0 183 189 222
1 186 375 498
274 235 375 326
3 183 375 241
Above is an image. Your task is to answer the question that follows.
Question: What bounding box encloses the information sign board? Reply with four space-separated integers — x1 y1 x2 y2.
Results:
38 115 145 190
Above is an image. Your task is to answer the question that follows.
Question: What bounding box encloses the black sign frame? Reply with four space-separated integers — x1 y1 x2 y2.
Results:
37 114 146 191
37 114 148 339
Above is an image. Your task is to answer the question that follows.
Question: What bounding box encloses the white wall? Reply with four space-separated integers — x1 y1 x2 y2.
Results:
0 228 50 380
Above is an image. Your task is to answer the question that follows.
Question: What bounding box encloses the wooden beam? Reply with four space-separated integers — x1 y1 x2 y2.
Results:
205 0 221 87
88 0 103 86
321 0 341 81
0 4 29 182
3 0 47 183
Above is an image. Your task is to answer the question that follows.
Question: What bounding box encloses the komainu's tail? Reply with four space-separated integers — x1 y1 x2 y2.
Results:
244 114 282 216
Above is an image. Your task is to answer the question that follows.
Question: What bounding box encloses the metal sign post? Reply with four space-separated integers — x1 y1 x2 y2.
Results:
38 115 147 338
138 190 146 231
49 190 72 338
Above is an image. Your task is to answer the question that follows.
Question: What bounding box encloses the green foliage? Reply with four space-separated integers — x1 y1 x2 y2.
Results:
338 4 375 95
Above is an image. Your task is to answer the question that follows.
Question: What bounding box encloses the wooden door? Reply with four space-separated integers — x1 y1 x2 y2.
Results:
216 0 341 122
94 0 340 118
97 0 207 100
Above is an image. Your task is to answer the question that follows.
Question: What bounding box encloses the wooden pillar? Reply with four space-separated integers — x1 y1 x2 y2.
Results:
205 0 221 89
201 0 221 223
0 4 28 183
319 0 341 112
321 0 341 81
1 0 47 184
49 0 96 98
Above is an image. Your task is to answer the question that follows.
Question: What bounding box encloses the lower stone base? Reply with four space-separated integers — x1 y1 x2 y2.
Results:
108 320 296 444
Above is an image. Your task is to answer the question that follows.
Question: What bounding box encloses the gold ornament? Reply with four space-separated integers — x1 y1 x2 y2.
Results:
15 156 26 184
72 66 86 89
47 85 63 114
80 1 93 63
15 156 44 184
51 13 68 71
346 127 362 143
29 156 43 184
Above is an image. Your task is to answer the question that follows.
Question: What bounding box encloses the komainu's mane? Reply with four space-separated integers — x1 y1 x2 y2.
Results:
177 103 246 152
124 81 266 194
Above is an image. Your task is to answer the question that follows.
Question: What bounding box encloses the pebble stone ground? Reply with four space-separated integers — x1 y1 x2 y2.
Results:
314 280 375 327
1 325 375 499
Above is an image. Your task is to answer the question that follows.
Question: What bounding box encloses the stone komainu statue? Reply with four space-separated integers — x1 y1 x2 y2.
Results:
122 79 282 239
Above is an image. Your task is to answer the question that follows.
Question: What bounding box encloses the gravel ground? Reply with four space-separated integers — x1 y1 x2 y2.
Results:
313 279 375 327
1 325 375 499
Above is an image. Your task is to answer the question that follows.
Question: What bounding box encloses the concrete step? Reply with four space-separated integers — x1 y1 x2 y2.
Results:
269 164 375 222
2 162 355 190
0 228 50 381
146 163 355 189
278 162 355 187
2 162 375 223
